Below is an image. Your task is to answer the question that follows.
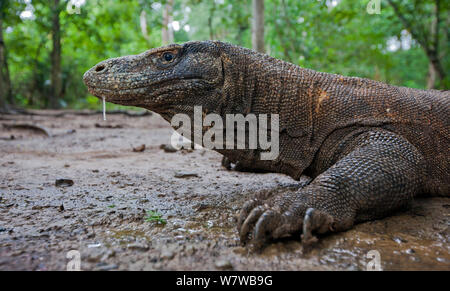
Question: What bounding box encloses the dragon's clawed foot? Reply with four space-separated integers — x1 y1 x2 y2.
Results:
237 195 336 250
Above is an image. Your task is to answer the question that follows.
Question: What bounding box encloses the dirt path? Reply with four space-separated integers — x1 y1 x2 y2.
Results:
0 110 448 270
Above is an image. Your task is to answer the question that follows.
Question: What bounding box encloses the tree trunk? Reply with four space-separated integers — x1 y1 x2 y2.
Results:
388 0 446 89
140 10 150 42
426 51 445 87
0 17 12 111
50 0 62 109
426 0 441 89
251 0 265 53
207 2 216 40
162 0 174 45
427 61 437 89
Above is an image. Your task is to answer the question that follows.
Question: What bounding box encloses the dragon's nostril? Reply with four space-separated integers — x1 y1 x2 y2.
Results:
95 65 105 72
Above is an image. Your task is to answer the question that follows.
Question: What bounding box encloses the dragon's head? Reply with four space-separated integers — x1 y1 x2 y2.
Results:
83 41 226 119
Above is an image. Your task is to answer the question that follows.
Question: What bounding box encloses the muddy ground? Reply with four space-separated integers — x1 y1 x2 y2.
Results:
0 110 448 271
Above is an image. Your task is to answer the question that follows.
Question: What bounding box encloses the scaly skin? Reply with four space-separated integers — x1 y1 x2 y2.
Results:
83 41 449 247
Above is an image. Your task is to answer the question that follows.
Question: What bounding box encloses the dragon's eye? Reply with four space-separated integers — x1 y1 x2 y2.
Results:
163 52 174 62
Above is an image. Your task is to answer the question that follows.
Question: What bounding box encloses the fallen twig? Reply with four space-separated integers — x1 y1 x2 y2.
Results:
2 123 51 137
95 123 123 129
2 123 76 138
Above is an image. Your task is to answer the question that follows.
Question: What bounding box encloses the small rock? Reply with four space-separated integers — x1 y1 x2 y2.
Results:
55 179 74 187
132 144 146 152
215 259 233 270
109 172 121 178
127 242 149 252
232 247 247 255
88 243 102 248
160 144 178 153
175 235 185 240
96 263 118 271
174 172 199 179
58 204 65 212
85 231 95 239
393 237 407 244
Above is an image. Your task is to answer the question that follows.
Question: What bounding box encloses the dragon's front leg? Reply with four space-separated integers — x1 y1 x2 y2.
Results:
238 130 424 248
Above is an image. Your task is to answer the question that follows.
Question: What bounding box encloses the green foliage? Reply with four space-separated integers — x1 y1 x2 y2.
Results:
2 0 448 109
145 210 167 225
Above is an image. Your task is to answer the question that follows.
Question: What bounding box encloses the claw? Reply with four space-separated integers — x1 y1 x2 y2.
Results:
301 208 334 248
237 199 260 230
253 210 279 246
301 208 318 246
239 206 265 244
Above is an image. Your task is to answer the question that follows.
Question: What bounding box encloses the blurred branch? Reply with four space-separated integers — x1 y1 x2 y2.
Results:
0 16 12 109
162 0 174 44
207 1 216 40
251 0 265 53
140 10 150 42
50 0 62 108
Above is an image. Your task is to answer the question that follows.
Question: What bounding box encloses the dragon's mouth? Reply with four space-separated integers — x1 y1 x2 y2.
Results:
86 77 207 106
87 86 147 103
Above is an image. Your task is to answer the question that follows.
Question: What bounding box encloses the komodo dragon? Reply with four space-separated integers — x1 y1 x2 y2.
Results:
83 41 449 247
